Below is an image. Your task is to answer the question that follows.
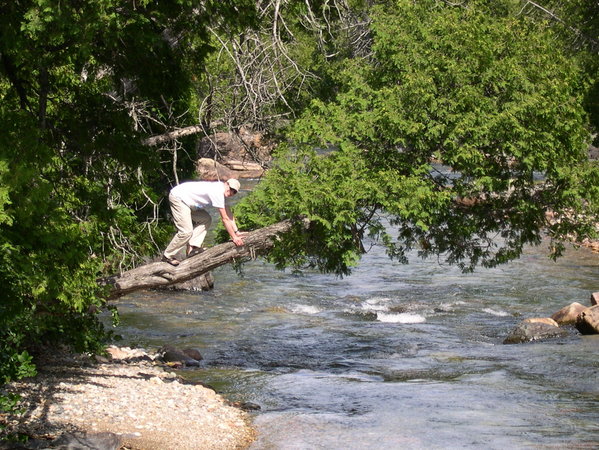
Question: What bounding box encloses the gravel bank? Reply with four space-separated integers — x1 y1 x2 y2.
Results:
0 349 255 449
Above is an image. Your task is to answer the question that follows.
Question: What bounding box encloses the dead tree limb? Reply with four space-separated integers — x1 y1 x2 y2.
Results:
143 121 223 147
100 218 305 299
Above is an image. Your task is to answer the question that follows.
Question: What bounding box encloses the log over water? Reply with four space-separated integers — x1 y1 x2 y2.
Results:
101 219 304 299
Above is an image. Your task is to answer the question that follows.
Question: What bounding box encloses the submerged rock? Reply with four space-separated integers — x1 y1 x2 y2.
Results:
575 305 599 335
503 321 569 344
229 401 262 411
551 302 588 326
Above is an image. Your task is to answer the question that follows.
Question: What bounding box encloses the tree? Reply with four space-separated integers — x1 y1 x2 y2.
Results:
187 0 367 159
0 0 597 392
518 0 599 140
235 0 598 275
0 0 257 384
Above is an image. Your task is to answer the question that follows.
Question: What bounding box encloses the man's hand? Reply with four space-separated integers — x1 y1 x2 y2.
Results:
219 208 245 246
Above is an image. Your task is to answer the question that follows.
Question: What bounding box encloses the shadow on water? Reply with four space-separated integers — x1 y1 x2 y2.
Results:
108 241 599 449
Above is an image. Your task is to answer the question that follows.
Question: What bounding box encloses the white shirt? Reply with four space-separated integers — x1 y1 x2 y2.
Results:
170 181 225 209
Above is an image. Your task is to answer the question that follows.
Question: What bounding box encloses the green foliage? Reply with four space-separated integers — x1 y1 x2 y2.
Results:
0 0 596 390
0 392 29 443
0 0 259 387
236 0 597 274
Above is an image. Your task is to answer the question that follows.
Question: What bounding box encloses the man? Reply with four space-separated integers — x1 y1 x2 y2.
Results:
162 178 244 266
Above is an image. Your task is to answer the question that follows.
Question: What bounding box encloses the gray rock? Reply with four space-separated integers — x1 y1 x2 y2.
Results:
503 321 569 344
160 346 202 367
182 348 203 361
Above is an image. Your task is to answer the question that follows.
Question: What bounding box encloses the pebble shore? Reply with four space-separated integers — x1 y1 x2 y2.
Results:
0 349 255 449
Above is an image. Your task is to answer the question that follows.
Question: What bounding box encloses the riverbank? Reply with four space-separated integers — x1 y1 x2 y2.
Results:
0 349 255 449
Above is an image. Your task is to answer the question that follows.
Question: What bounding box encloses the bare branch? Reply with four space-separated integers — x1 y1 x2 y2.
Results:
519 0 599 51
143 122 224 146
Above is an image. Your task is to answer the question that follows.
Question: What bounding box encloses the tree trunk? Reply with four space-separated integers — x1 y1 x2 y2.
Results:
100 218 305 299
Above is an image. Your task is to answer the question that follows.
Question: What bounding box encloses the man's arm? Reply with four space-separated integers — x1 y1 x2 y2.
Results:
218 208 244 246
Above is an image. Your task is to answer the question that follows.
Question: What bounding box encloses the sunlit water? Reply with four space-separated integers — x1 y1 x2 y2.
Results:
108 239 599 449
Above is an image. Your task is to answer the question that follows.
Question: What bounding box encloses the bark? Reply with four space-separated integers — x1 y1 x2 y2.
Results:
101 218 305 299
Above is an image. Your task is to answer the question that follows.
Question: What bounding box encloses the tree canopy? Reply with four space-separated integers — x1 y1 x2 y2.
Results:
0 0 597 391
0 0 257 383
236 0 598 274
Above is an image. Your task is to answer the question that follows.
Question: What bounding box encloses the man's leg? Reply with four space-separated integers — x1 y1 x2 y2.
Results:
164 194 194 259
188 209 212 250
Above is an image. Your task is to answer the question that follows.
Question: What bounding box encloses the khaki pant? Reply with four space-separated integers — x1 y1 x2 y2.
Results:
164 193 212 259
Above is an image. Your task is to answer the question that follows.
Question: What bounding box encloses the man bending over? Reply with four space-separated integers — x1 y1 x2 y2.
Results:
162 179 244 266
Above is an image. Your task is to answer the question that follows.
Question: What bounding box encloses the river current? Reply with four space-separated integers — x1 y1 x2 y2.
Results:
110 227 599 449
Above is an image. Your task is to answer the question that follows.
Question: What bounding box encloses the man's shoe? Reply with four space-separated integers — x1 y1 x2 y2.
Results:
187 246 205 258
161 255 180 266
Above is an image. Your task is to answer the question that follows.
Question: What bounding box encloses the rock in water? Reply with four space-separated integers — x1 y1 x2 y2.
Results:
575 305 599 335
503 321 569 344
160 346 202 367
591 292 599 306
551 302 588 325
182 347 203 361
523 317 559 327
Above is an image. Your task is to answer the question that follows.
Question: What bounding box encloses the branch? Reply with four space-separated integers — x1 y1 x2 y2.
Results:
143 121 224 146
519 0 599 50
100 218 308 299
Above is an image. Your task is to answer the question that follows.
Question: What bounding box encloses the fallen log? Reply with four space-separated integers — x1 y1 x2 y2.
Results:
100 218 304 299
142 121 224 147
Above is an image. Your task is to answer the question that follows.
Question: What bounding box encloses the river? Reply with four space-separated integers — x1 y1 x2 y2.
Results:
109 228 598 449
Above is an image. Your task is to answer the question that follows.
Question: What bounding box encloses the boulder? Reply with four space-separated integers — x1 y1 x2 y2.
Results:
575 305 599 335
591 292 599 306
196 158 235 181
522 317 559 327
196 126 273 179
196 157 265 180
105 346 153 363
182 347 203 361
159 345 202 367
503 321 569 344
550 302 588 325
198 126 273 161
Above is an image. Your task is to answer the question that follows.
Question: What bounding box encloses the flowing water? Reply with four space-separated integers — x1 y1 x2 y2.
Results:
109 235 599 449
